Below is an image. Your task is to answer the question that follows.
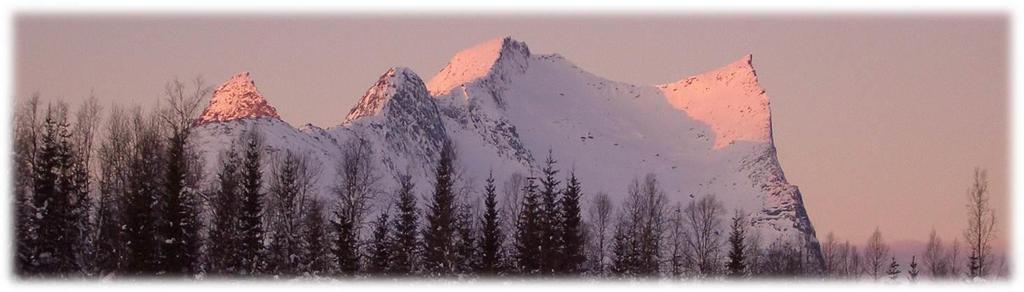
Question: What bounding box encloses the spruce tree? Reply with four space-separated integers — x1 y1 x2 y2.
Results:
559 171 585 274
208 147 242 274
967 251 980 279
726 210 748 278
538 150 562 275
301 198 329 276
267 151 304 276
123 111 164 275
908 255 920 282
389 174 419 276
331 207 360 275
514 176 543 275
478 171 504 275
30 108 78 275
422 144 458 276
160 132 200 275
13 95 41 276
886 256 901 280
453 206 477 275
610 221 635 277
238 129 266 275
67 143 93 275
367 211 392 275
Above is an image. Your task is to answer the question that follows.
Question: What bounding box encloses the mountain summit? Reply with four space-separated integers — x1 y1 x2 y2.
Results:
658 54 771 149
196 72 280 125
427 36 531 96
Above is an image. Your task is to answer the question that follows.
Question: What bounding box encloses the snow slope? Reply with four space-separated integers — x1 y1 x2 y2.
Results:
190 36 823 266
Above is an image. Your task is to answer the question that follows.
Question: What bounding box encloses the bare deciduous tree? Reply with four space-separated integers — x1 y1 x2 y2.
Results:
334 133 382 231
923 228 949 278
684 194 725 276
964 168 996 279
161 77 211 135
821 232 838 276
665 202 690 277
948 237 962 278
587 191 613 275
502 172 526 238
865 227 889 280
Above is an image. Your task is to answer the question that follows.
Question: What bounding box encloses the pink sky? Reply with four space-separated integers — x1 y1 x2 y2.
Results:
14 15 1008 251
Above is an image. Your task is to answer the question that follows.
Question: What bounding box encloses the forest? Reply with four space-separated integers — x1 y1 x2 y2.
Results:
10 79 1006 281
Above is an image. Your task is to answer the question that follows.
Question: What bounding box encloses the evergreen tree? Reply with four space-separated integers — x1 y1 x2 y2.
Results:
13 95 41 276
478 171 504 275
30 107 78 275
367 211 392 275
331 207 360 275
908 255 920 282
886 256 901 280
123 110 164 275
237 129 267 275
389 174 419 276
610 219 636 277
266 151 305 277
514 176 543 275
538 150 562 275
208 147 243 274
67 141 93 275
422 144 458 276
726 210 748 278
453 205 477 275
967 251 980 279
301 198 329 276
160 131 201 275
559 171 585 274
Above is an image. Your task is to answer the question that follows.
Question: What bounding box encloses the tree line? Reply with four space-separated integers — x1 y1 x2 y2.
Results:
818 168 1007 282
11 80 1000 281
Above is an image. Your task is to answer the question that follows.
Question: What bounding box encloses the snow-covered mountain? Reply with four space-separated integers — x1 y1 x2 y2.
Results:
191 36 823 265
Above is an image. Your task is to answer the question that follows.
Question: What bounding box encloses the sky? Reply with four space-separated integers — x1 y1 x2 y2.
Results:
13 14 1009 251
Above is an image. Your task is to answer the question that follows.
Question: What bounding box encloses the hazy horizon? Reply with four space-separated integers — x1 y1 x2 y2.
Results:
14 15 1009 252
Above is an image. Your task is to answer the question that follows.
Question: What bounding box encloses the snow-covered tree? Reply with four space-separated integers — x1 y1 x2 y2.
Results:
885 256 901 281
478 171 504 275
725 210 747 278
208 146 243 274
537 150 563 275
514 175 543 275
237 128 267 275
422 143 458 276
301 198 330 276
389 173 419 275
559 171 586 274
908 255 920 282
366 211 392 275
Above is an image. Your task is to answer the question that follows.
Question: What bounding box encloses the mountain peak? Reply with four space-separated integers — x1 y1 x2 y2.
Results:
344 67 435 124
426 36 531 96
196 71 280 125
658 54 771 149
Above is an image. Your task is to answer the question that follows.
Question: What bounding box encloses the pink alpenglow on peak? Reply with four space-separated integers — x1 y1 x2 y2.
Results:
427 36 530 96
658 54 772 149
197 72 281 125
